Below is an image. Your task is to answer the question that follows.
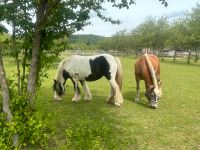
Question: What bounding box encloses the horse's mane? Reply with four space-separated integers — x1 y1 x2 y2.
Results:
144 53 159 95
55 56 71 81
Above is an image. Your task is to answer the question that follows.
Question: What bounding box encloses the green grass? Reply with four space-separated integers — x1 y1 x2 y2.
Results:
1 56 200 149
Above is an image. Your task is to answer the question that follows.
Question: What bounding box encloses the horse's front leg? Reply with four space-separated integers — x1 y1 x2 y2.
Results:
135 79 140 102
70 77 81 102
80 80 92 101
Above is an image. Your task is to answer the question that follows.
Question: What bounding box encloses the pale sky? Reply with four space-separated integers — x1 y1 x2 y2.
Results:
2 0 199 36
75 0 200 37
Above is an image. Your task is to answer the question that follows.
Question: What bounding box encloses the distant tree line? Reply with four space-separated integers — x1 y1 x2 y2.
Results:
69 34 104 51
97 3 200 63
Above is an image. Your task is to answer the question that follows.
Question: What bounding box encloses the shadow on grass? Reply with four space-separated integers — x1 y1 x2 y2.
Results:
123 90 151 109
37 87 139 149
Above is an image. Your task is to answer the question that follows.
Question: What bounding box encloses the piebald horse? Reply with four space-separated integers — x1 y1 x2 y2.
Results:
135 53 162 108
53 54 123 106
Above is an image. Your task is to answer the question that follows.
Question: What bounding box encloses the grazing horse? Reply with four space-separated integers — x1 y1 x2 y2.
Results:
134 53 162 108
53 54 123 106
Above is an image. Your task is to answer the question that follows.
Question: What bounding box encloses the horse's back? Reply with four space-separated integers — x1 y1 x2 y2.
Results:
65 54 116 81
135 54 160 80
65 55 92 78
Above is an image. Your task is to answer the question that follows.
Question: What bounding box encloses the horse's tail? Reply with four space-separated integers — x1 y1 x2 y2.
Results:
115 57 123 91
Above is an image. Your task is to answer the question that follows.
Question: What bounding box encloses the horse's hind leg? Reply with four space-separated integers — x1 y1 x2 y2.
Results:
107 86 114 104
135 79 140 102
109 78 123 106
80 80 92 101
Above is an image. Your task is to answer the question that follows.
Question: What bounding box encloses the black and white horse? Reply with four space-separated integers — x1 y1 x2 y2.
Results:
53 54 123 106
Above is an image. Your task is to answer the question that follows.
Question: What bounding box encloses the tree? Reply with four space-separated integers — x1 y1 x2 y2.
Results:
0 28 12 122
130 16 169 55
165 19 189 62
0 27 19 147
187 3 200 62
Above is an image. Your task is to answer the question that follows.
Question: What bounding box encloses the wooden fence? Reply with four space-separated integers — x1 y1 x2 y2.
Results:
59 50 136 59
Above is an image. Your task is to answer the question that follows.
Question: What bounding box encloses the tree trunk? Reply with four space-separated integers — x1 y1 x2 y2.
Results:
27 0 60 109
195 50 198 62
0 49 19 146
12 21 21 95
27 1 46 109
27 28 41 109
0 51 12 122
173 49 177 62
161 50 164 61
16 53 21 95
187 50 191 64
21 48 28 92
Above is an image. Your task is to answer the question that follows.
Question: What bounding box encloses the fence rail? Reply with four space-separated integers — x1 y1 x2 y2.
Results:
59 50 136 59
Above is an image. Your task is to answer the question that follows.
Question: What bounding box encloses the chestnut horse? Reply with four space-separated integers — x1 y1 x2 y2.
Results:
134 53 162 108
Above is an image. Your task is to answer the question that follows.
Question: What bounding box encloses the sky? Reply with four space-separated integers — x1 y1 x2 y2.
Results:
75 0 200 37
2 0 199 37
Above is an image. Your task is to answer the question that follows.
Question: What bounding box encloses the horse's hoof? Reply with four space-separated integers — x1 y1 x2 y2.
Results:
84 98 91 101
84 95 92 101
135 98 140 103
72 96 81 102
54 98 62 101
114 102 121 107
72 99 81 102
54 93 62 101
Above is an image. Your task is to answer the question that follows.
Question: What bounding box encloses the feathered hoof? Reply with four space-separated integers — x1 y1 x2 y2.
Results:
84 95 92 101
54 92 62 101
72 95 81 102
114 102 121 107
135 97 140 103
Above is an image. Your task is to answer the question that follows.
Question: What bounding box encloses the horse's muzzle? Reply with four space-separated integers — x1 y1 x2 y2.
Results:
150 100 158 109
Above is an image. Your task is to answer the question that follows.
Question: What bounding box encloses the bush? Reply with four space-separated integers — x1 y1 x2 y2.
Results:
0 93 51 149
0 114 16 150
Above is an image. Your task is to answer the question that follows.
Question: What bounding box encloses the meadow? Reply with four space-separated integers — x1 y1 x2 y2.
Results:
2 56 200 149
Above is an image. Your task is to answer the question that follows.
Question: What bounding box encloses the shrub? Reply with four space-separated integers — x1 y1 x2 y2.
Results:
0 93 51 149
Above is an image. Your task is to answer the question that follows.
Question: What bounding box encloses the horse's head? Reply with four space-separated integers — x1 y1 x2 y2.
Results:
53 79 65 101
146 85 161 109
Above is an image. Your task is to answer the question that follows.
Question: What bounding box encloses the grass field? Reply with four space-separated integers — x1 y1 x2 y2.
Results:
2 56 200 149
